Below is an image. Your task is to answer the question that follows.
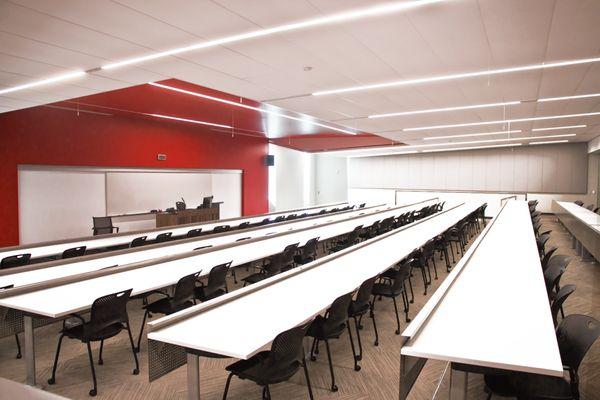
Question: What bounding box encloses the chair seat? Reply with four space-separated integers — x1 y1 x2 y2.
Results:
293 255 313 265
195 286 226 301
511 372 572 399
226 351 301 385
63 321 124 342
242 272 269 285
372 282 402 297
307 316 346 339
145 297 193 315
348 301 369 317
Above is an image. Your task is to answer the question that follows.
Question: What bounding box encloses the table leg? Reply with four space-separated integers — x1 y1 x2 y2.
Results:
571 236 577 249
187 353 200 400
581 246 592 262
24 315 36 386
449 368 467 400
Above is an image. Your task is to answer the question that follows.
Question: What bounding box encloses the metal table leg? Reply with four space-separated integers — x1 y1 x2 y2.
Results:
187 353 200 400
449 368 467 400
24 315 36 386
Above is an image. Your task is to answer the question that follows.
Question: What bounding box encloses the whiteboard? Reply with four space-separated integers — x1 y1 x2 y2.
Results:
19 169 106 244
106 172 212 215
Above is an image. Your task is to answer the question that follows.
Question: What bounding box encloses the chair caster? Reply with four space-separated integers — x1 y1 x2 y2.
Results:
134 347 140 353
16 354 22 359
374 340 379 346
133 368 139 375
331 385 338 392
358 324 364 330
410 300 414 304
310 356 317 361
98 359 103 365
354 365 361 372
406 318 411 323
89 389 97 397
48 378 56 385
395 329 400 335
355 355 362 361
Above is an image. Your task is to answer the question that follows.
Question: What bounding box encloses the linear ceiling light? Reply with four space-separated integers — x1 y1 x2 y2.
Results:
0 70 86 95
530 140 570 145
148 113 232 129
313 57 600 96
403 111 600 131
538 93 600 102
421 143 522 153
423 129 522 140
531 125 586 132
349 150 419 158
102 0 443 70
407 133 576 148
149 82 357 135
369 101 521 119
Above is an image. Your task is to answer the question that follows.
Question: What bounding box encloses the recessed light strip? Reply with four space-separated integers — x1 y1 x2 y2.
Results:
102 0 444 70
531 125 586 132
421 143 522 153
538 93 600 102
0 70 86 95
529 140 570 145
369 101 521 119
423 129 522 140
313 57 600 96
403 112 600 131
149 82 357 135
148 113 232 129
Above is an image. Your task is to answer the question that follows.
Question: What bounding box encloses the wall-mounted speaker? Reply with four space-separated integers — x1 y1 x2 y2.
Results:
264 155 275 166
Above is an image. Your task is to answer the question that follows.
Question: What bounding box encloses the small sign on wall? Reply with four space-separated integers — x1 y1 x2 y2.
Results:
157 154 167 161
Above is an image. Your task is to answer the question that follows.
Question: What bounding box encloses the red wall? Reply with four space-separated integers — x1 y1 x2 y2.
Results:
0 106 269 247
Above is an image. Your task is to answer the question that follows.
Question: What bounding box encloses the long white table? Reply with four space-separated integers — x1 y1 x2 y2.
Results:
0 203 383 289
0 199 437 387
399 200 562 400
146 202 483 400
552 200 600 262
0 202 350 262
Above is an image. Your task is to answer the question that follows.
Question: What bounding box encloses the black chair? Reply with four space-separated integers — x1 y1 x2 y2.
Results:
136 272 200 352
293 237 320 267
585 204 594 211
243 254 284 286
222 323 314 400
359 203 366 208
279 243 300 271
1 284 22 359
129 236 147 248
0 253 31 269
307 292 357 392
359 220 380 241
273 216 286 223
421 238 439 280
48 289 139 397
536 233 551 257
186 228 203 238
434 231 452 271
213 225 231 234
238 221 250 230
155 232 172 243
231 237 252 283
62 246 86 259
195 262 231 301
285 214 297 221
348 277 379 368
551 284 576 328
541 247 559 271
574 200 584 206
408 251 432 296
447 222 468 257
484 314 600 400
201 196 214 208
378 217 395 235
92 216 119 236
594 207 600 214
330 225 363 253
372 262 411 336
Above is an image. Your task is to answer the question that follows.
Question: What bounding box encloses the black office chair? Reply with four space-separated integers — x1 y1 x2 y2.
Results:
48 289 139 397
292 237 320 267
378 217 395 235
347 277 378 368
238 221 250 230
359 220 380 241
594 207 600 214
62 246 86 259
544 255 572 318
536 233 551 258
307 292 357 392
447 221 468 257
92 216 119 236
551 284 576 328
1 284 22 359
574 200 584 206
408 251 432 296
213 225 231 234
129 236 147 248
155 232 172 243
136 272 200 352
195 262 231 301
186 228 203 238
421 238 438 280
484 314 600 400
285 213 298 221
329 225 363 253
540 247 559 271
434 230 452 271
372 262 411 336
242 253 284 286
0 253 31 269
201 196 214 208
222 323 314 400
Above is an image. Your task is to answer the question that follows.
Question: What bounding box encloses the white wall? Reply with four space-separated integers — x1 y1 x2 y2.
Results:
314 154 348 205
268 144 314 211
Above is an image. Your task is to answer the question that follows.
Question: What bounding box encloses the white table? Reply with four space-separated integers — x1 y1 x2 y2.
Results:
0 199 437 387
146 202 483 400
552 200 600 262
399 200 562 400
0 202 387 289
0 202 350 262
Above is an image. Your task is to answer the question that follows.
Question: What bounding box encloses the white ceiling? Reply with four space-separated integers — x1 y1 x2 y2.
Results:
1 0 599 150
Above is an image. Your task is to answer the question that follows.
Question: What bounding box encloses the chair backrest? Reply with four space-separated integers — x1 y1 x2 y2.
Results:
544 255 571 293
237 221 250 229
321 292 354 335
262 323 311 375
202 196 214 208
155 232 173 243
172 272 201 307
536 233 551 254
281 243 300 265
92 216 115 235
359 203 366 208
176 201 186 211
206 262 231 289
62 246 86 259
264 253 284 275
594 207 600 214
318 209 327 215
347 225 363 243
422 239 435 258
574 200 584 206
541 247 559 271
186 228 203 238
551 284 576 327
273 216 286 223
0 253 32 269
301 237 320 258
556 314 600 371
285 214 297 221
130 236 147 248
352 277 377 311
87 289 132 337
260 218 271 225
213 225 231 233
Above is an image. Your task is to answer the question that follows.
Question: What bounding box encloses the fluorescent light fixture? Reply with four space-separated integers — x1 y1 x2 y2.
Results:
409 133 575 147
529 140 570 145
423 129 522 140
369 101 521 119
149 82 357 135
531 125 586 132
313 57 600 96
148 113 232 129
0 70 86 95
349 150 419 158
102 0 443 70
421 143 522 153
403 111 600 131
538 93 600 102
